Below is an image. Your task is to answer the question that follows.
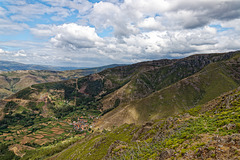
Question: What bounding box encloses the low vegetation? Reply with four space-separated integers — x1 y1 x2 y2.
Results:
0 51 239 159
49 87 240 160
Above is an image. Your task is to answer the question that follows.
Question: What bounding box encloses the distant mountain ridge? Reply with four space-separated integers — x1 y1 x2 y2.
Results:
0 60 61 71
0 64 124 100
0 60 125 71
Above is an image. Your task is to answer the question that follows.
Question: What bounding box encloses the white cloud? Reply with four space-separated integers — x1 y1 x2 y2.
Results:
138 17 165 31
14 50 27 57
1 0 240 67
0 48 28 62
0 48 9 54
0 18 28 34
221 18 240 31
30 24 56 37
8 3 71 22
0 7 7 17
41 0 92 14
49 23 104 49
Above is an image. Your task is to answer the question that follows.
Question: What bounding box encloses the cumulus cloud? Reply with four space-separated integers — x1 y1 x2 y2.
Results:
0 48 28 63
167 0 240 29
138 17 165 31
106 26 219 60
0 48 9 54
1 0 240 67
88 0 240 35
31 23 103 50
14 50 27 57
31 23 104 50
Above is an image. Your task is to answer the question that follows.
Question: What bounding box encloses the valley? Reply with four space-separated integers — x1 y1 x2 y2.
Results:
2 0 240 159
0 50 239 159
0 64 122 100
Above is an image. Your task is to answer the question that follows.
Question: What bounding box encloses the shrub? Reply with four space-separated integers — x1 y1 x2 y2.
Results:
3 101 17 113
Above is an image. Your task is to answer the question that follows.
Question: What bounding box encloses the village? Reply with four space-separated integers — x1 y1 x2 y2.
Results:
69 115 95 131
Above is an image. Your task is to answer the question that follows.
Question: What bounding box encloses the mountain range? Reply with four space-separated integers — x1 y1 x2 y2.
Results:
0 64 123 100
0 60 124 72
0 60 80 71
0 50 239 159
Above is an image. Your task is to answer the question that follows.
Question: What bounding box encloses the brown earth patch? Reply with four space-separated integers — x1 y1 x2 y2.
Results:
5 136 13 141
58 122 67 126
37 131 46 134
2 133 9 136
34 134 44 139
51 128 65 134
9 144 34 157
34 138 49 145
21 136 34 144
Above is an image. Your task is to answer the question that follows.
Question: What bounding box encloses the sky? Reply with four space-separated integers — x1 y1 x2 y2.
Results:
0 0 240 67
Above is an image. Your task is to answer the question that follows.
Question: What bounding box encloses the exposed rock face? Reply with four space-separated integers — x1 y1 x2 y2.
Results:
104 140 128 159
224 123 237 130
132 122 153 142
193 134 240 160
93 137 106 148
157 149 174 160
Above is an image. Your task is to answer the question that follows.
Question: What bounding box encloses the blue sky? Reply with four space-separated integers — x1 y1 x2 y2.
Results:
0 0 240 67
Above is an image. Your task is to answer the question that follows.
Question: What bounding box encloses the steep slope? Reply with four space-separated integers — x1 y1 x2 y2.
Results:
99 51 238 110
25 86 240 160
95 53 240 129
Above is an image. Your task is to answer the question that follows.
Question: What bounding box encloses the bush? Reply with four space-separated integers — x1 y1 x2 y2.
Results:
27 102 38 111
0 144 20 160
4 101 17 113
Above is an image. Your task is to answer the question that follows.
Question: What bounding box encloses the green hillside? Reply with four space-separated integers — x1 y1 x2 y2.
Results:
99 51 238 110
0 51 239 159
23 86 240 160
95 52 240 128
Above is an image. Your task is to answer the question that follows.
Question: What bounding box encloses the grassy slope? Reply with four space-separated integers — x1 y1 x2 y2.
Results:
44 124 136 160
100 51 239 111
95 55 240 129
21 136 83 160
1 51 240 158
44 86 240 160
